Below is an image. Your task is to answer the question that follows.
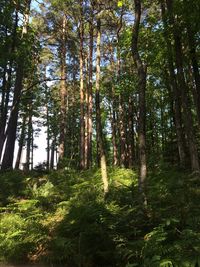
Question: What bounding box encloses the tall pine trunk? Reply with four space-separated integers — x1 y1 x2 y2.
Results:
79 1 85 169
50 138 56 170
86 11 94 168
1 0 31 170
119 93 127 167
46 99 50 171
1 64 24 169
95 19 109 195
0 10 18 163
24 104 32 172
131 0 147 200
58 15 67 163
109 44 118 166
117 15 127 167
127 96 135 168
15 113 27 169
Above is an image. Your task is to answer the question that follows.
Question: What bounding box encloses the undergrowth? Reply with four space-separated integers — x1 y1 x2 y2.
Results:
0 167 200 266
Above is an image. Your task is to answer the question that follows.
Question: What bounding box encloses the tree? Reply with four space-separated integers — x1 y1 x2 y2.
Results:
131 0 147 200
165 0 199 172
1 0 32 170
95 18 109 195
58 14 68 163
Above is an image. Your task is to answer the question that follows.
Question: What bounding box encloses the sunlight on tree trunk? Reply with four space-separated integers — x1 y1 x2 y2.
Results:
95 18 109 196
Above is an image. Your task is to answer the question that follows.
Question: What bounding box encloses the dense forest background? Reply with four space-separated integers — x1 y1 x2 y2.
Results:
0 0 200 266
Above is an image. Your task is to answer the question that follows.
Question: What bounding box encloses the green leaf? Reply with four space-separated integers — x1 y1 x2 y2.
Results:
160 260 173 267
118 0 123 7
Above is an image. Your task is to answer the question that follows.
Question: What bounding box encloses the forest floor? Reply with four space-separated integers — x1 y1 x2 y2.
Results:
0 166 200 267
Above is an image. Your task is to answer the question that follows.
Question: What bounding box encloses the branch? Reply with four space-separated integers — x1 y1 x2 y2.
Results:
25 77 66 91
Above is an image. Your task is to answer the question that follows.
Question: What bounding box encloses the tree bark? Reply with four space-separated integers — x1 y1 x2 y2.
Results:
1 64 24 169
127 96 135 168
58 15 67 163
119 93 127 167
131 0 147 198
186 23 200 125
46 98 50 171
79 1 85 169
0 10 18 162
1 0 31 170
166 0 199 172
95 19 109 195
24 104 32 172
110 94 118 166
15 113 27 169
50 138 55 170
116 11 127 167
109 45 118 166
161 1 187 167
87 10 94 168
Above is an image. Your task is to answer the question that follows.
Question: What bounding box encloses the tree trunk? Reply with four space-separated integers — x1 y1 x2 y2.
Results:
24 103 32 172
50 146 54 170
119 94 127 167
1 0 31 170
46 100 50 171
1 64 24 169
0 10 18 162
127 96 135 168
131 0 147 199
50 137 56 170
15 113 27 169
58 15 67 163
116 18 127 167
109 44 118 166
79 2 85 169
0 65 13 162
166 0 199 172
95 19 109 195
0 63 8 128
110 96 118 166
186 23 200 125
161 1 187 167
31 131 34 170
87 12 94 168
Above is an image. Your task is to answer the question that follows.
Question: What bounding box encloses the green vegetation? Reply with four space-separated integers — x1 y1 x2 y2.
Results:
0 0 200 265
1 167 200 267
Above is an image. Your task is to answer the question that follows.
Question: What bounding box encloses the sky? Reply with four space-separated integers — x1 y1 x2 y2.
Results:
14 125 48 169
33 126 48 167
